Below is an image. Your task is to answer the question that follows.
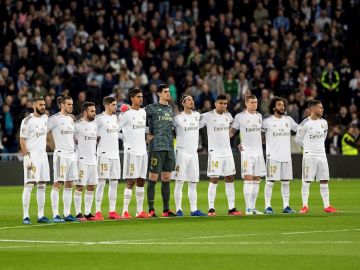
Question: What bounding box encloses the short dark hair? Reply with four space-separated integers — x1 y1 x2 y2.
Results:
129 87 143 99
245 94 257 102
81 102 95 112
269 96 287 113
157 83 169 93
57 94 72 107
216 94 227 101
103 96 116 106
308 100 322 108
33 97 45 102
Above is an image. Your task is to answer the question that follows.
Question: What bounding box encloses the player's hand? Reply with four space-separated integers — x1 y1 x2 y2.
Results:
146 134 154 143
120 104 130 113
24 154 32 170
237 144 244 151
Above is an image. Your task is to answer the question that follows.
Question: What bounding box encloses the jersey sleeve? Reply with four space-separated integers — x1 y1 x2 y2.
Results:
47 116 55 132
118 111 130 131
231 114 241 130
262 117 268 132
228 113 234 124
19 119 29 139
199 113 207 129
295 120 307 146
288 116 299 132
145 105 154 134
323 119 328 141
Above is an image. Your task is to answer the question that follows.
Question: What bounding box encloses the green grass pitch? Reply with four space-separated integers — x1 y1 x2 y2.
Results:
0 180 359 270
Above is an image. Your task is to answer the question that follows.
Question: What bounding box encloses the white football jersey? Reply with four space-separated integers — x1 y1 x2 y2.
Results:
174 111 200 154
296 117 328 158
94 112 120 159
262 115 298 162
20 113 48 153
48 113 75 158
74 119 98 165
118 108 147 155
199 110 233 156
232 110 263 156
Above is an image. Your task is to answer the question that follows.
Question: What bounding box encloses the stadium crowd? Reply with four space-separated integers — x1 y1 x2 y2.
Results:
0 0 359 156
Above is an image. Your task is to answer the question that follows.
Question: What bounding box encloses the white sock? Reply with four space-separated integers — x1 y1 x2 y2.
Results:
50 187 60 217
264 181 274 209
208 182 217 210
188 182 198 212
123 188 132 213
251 180 260 210
22 184 33 219
74 190 82 215
225 182 235 210
84 190 94 215
135 186 145 213
63 187 73 217
36 184 46 218
281 181 290 208
301 182 310 207
95 179 106 212
174 180 184 211
109 180 118 212
320 183 330 208
243 181 253 210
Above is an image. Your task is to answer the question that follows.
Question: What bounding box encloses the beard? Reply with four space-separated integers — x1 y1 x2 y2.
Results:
275 109 285 115
35 107 45 115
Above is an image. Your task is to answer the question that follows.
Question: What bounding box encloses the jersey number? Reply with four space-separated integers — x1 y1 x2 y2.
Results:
79 170 84 179
100 164 108 172
211 161 219 169
151 158 158 166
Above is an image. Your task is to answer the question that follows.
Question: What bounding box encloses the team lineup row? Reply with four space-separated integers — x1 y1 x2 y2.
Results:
19 84 336 224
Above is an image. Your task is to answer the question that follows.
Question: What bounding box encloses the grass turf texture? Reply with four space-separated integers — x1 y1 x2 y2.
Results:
0 180 359 270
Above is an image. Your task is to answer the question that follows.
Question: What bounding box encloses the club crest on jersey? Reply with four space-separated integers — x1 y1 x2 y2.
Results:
321 125 324 128
285 123 289 127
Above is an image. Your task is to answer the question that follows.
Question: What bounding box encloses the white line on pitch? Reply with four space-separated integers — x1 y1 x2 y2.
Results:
0 239 359 246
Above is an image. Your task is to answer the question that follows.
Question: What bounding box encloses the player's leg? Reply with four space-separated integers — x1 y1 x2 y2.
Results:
135 154 149 218
51 153 64 222
123 179 135 218
161 151 176 217
22 156 36 224
264 180 274 214
300 158 315 213
22 178 34 224
318 158 336 212
95 179 106 216
281 161 295 213
264 159 278 214
84 165 100 220
95 156 109 219
224 175 241 215
147 151 161 216
63 158 77 221
135 178 149 218
241 152 254 214
251 155 265 214
161 172 176 217
84 185 97 220
187 154 206 216
73 162 85 221
174 152 186 216
207 154 222 216
37 153 50 223
223 155 240 215
108 158 121 218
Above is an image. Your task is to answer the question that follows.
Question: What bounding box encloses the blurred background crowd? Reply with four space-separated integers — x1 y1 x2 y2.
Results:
0 0 359 157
